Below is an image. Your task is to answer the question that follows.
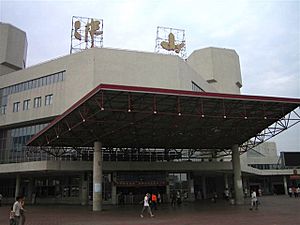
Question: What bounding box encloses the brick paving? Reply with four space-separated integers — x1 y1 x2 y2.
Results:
0 195 299 225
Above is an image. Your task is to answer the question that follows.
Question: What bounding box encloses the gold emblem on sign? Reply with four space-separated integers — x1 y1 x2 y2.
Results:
74 19 103 48
161 33 185 53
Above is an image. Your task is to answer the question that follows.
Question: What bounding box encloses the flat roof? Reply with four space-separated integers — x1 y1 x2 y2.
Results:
27 84 300 150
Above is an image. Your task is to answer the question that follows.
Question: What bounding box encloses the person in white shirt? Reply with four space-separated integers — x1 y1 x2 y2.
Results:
296 187 300 198
140 193 154 218
288 187 293 197
12 195 24 225
249 190 258 210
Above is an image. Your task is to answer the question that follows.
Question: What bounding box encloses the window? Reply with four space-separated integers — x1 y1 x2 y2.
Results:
0 105 6 115
58 72 64 81
45 94 53 106
13 102 20 112
23 99 30 111
33 97 42 108
191 81 204 92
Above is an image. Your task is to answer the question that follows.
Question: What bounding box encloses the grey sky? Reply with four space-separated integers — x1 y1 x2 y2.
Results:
0 0 299 152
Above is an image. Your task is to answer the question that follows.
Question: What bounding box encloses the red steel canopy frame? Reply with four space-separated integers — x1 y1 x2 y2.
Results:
27 84 300 156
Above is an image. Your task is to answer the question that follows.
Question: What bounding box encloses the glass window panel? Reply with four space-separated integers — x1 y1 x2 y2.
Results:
42 77 47 86
54 73 59 82
34 97 42 108
45 94 53 106
37 78 41 87
3 88 8 95
24 82 29 91
28 81 33 89
47 76 52 85
32 79 37 88
58 72 64 81
13 102 20 112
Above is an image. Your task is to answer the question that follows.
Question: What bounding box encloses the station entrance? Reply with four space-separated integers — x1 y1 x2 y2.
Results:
26 84 300 210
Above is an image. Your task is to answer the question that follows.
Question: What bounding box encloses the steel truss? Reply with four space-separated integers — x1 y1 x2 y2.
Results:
240 108 300 152
27 86 300 160
26 145 231 162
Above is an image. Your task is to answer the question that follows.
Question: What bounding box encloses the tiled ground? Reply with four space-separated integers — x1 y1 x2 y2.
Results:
0 195 299 225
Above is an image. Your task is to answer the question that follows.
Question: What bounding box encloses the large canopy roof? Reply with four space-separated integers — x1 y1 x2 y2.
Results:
27 84 300 150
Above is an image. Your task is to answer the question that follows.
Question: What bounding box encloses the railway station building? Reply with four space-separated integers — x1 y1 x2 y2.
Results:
0 22 299 210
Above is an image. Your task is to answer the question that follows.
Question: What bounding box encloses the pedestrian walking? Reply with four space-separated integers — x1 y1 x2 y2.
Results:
244 188 248 198
176 191 182 206
12 195 24 225
151 193 158 210
211 192 218 203
140 193 154 218
288 187 293 197
224 188 229 200
171 191 176 207
157 192 161 204
258 188 262 197
296 187 300 198
249 190 258 210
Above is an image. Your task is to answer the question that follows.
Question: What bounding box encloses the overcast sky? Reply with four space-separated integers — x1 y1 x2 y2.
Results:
0 0 299 153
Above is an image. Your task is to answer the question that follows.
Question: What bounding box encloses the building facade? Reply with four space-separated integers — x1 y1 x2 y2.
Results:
0 23 298 205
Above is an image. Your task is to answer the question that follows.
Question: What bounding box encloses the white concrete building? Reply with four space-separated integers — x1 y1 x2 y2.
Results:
0 23 299 207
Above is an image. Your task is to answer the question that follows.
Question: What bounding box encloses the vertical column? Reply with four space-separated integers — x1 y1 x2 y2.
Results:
15 175 21 198
81 172 88 206
187 172 195 201
93 141 102 211
202 176 207 199
27 178 33 203
283 176 288 195
111 172 117 205
232 144 244 205
165 172 170 203
224 174 229 189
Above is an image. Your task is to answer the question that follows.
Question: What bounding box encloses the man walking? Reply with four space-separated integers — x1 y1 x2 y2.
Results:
249 190 258 210
140 193 154 218
12 195 24 225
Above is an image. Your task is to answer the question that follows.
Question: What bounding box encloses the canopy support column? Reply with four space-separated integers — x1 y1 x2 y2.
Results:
93 141 102 211
232 144 244 205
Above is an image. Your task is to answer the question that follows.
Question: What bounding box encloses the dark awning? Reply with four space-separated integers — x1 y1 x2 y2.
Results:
27 84 300 150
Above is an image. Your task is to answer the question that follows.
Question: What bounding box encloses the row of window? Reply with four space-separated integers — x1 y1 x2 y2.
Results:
249 164 280 170
0 70 65 115
1 71 65 96
12 94 53 112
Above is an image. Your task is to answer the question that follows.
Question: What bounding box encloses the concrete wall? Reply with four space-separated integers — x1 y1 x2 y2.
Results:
0 23 27 75
187 47 242 94
1 47 218 128
93 48 216 92
241 142 280 165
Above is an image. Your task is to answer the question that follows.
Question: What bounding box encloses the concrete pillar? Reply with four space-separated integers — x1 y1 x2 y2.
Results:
202 176 207 199
111 172 117 205
27 178 33 203
81 172 88 206
232 144 244 205
224 174 229 189
283 176 288 195
165 173 170 203
15 175 21 198
93 141 102 211
187 173 195 201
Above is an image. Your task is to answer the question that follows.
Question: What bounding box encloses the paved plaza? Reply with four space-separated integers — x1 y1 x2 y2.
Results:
0 195 299 225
